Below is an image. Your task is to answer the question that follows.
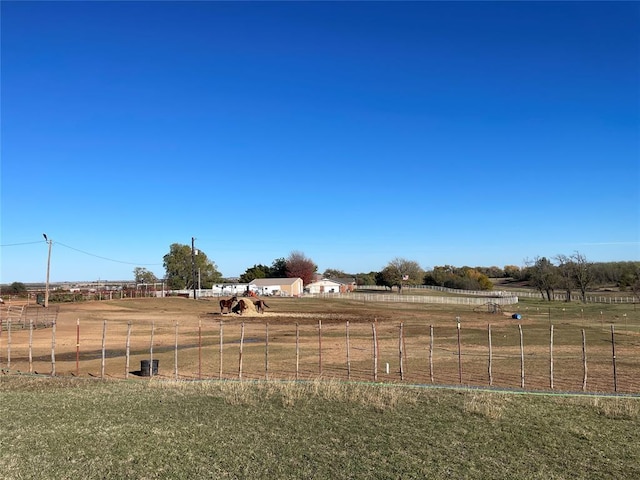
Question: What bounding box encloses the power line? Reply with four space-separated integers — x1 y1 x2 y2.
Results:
1 238 162 266
56 241 162 266
0 241 44 247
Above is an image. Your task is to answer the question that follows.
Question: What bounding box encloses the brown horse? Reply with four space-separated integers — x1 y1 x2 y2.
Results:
219 296 237 314
254 300 269 314
232 299 248 315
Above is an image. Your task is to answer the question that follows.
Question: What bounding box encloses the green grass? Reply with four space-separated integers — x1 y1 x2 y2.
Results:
1 377 639 479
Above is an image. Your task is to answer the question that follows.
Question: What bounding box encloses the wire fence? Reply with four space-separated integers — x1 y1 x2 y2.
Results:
1 316 637 395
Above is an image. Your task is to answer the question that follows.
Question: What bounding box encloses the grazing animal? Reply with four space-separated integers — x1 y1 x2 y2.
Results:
232 299 248 315
254 300 270 314
219 296 237 314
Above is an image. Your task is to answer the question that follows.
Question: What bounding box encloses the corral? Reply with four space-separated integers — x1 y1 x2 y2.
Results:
1 290 638 395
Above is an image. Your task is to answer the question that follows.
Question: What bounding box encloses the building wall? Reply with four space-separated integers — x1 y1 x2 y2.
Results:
306 280 342 294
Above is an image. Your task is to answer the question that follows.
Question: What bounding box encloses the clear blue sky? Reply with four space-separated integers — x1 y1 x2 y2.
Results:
1 1 639 283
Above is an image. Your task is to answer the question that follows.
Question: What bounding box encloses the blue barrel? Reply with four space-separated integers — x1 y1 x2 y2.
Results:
512 313 522 320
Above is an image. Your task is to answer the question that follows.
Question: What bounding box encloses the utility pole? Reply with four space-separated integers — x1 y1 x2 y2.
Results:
191 237 197 300
43 233 52 308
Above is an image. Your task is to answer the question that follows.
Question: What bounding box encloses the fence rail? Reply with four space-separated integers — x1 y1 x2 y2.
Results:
1 317 637 395
360 285 637 304
309 292 519 305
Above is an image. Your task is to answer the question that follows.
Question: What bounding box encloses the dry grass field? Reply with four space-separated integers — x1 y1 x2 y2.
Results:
2 292 639 395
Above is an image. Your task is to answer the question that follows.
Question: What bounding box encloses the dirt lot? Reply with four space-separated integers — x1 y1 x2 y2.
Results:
1 295 639 394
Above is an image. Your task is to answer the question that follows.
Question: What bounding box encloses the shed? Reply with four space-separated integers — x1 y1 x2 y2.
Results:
306 279 343 294
249 277 303 297
306 278 356 294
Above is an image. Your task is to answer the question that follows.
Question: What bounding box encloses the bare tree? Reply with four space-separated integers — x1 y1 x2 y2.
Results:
571 251 593 303
555 254 575 302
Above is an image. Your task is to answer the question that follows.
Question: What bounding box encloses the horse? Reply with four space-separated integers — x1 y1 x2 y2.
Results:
219 296 237 314
254 299 269 314
232 299 248 315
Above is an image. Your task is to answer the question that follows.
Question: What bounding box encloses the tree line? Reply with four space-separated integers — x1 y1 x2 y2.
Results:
130 244 640 304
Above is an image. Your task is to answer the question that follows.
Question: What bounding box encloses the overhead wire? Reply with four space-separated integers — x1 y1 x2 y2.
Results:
0 238 162 266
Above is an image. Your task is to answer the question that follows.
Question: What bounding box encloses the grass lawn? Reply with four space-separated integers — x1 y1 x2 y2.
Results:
1 377 639 479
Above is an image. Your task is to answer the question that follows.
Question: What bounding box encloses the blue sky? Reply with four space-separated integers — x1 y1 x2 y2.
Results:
1 1 639 283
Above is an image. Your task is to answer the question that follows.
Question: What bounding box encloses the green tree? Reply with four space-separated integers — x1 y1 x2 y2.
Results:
526 257 559 301
377 258 424 292
239 264 270 283
163 243 222 290
270 257 287 278
133 267 158 285
375 267 395 290
355 272 377 286
504 265 522 280
323 268 349 279
4 282 27 295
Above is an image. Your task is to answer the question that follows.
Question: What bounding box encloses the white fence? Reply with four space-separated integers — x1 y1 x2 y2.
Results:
359 285 637 304
309 292 519 306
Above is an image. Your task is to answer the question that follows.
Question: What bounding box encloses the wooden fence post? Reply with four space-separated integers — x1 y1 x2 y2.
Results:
101 320 107 379
582 329 587 392
457 318 462 384
518 324 524 389
399 323 404 381
346 321 351 380
174 322 179 380
372 322 378 382
29 319 34 373
549 324 554 390
125 322 131 379
611 324 617 393
238 322 245 380
7 320 11 372
265 322 269 380
318 320 322 376
488 324 492 386
198 319 202 380
75 319 80 376
219 321 223 379
51 320 56 377
295 323 300 381
149 321 155 378
429 325 434 384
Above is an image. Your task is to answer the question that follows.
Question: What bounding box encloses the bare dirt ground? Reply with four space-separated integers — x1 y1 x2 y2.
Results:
1 295 638 394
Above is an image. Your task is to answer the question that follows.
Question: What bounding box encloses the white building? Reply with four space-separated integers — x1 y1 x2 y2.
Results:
248 278 303 297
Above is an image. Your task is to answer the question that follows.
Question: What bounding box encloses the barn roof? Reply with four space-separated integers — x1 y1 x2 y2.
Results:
249 277 302 287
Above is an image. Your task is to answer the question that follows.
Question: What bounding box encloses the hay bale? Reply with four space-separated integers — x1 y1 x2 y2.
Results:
232 298 258 315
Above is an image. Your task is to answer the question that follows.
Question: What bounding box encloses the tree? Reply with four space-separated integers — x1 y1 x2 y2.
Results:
239 264 270 283
630 265 640 303
270 258 288 278
285 251 317 285
163 243 222 290
375 268 394 290
571 251 593 303
134 267 157 285
323 268 349 279
503 265 522 280
377 258 424 292
526 257 559 301
355 272 377 286
2 282 27 295
555 255 575 302
425 265 457 287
